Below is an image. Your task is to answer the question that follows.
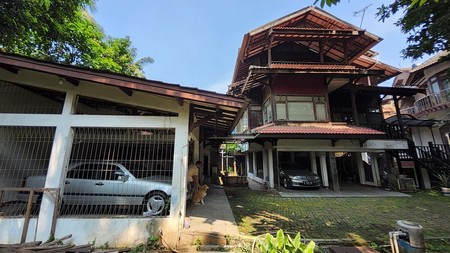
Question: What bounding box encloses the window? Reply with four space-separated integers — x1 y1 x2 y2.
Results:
275 95 328 121
250 105 263 128
263 99 272 124
67 164 100 180
428 71 449 94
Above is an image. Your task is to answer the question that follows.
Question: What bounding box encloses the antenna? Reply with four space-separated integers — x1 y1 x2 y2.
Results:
353 4 372 28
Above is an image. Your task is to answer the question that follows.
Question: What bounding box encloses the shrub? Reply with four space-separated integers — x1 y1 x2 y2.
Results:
256 229 315 253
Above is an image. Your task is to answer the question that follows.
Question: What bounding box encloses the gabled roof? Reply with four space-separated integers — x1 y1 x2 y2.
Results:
0 53 248 136
230 6 400 94
241 6 380 61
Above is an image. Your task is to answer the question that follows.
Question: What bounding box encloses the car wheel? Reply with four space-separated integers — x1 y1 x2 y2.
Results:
283 178 291 189
143 191 168 216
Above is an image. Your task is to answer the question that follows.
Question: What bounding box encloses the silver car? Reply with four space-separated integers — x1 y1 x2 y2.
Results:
19 162 172 216
279 163 321 189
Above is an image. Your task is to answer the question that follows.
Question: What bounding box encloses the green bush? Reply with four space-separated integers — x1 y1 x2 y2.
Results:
257 229 315 253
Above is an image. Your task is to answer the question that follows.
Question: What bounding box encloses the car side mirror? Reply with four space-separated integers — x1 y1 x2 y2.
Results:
118 175 129 182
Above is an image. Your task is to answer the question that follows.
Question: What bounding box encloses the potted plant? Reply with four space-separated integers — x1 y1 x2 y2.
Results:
434 171 450 196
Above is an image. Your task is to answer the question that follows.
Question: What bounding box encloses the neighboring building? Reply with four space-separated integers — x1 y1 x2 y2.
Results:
228 6 426 191
392 51 450 187
0 53 245 246
396 51 450 144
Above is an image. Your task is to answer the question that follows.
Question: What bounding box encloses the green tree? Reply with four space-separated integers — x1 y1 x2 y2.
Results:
0 0 153 77
314 0 449 60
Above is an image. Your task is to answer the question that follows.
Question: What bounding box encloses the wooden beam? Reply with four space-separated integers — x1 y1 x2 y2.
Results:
175 97 184 106
319 41 324 63
64 77 79 86
119 87 133 97
343 41 349 64
349 84 360 126
268 34 274 66
0 63 19 74
329 153 340 193
190 114 215 132
392 95 406 138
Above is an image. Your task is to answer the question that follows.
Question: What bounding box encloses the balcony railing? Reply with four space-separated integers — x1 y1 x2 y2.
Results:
401 88 450 116
361 123 404 139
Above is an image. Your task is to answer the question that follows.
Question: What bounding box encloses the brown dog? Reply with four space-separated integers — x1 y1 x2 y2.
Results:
191 184 209 205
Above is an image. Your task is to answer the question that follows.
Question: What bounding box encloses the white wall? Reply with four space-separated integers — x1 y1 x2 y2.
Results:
411 127 444 146
0 217 172 247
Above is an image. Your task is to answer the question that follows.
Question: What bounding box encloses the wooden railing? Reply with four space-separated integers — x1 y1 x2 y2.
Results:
0 188 60 243
360 123 404 139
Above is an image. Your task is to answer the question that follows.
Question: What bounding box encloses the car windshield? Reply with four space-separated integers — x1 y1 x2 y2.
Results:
281 164 307 171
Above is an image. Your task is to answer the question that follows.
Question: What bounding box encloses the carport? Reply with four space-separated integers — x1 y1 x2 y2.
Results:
0 53 245 247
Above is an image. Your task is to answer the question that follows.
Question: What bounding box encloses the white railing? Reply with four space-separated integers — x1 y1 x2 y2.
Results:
400 106 416 115
404 88 450 116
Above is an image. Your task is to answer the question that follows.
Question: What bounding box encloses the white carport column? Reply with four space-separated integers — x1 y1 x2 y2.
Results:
310 152 318 174
268 149 274 188
35 91 76 241
319 152 329 187
35 125 74 241
356 152 365 184
171 114 189 232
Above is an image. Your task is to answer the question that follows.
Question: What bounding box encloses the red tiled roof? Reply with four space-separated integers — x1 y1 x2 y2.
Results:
253 122 385 135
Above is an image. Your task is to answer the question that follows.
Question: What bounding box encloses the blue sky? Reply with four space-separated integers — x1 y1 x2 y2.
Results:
92 0 424 93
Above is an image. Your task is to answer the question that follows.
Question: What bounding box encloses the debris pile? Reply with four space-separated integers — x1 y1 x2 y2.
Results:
0 234 130 253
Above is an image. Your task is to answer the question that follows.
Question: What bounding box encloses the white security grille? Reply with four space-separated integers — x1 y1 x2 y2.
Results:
0 126 175 218
0 126 55 217
60 127 175 217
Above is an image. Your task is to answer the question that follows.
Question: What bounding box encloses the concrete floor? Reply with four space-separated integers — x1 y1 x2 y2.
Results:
178 184 240 251
177 180 410 250
247 179 411 198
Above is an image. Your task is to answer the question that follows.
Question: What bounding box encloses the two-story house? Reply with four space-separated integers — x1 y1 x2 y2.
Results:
228 6 426 192
392 51 450 188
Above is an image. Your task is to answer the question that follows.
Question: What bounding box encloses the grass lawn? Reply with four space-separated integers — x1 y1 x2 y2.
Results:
225 188 450 250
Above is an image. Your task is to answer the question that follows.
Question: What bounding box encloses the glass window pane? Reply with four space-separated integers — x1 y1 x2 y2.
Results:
287 96 312 102
276 103 287 120
316 104 327 120
288 102 314 121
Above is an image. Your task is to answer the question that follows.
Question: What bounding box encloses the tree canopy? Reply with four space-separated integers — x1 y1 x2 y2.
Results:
314 0 449 61
0 0 152 78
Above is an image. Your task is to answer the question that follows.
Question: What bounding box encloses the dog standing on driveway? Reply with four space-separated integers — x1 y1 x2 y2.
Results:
192 184 209 205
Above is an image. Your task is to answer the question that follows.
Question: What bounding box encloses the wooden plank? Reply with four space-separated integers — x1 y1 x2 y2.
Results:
21 191 35 243
49 191 61 238
41 234 72 246
0 241 42 249
18 244 74 253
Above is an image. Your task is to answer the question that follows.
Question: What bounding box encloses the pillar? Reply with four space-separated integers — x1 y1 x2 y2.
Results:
370 153 381 186
356 152 365 184
328 153 340 192
310 152 318 174
319 152 329 187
